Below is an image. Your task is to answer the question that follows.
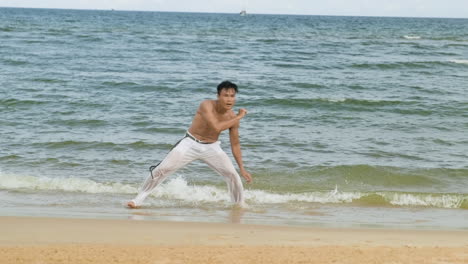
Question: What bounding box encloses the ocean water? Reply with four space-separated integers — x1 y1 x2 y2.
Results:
1 8 467 229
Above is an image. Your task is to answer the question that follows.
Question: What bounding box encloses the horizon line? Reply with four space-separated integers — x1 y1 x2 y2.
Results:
1 6 467 20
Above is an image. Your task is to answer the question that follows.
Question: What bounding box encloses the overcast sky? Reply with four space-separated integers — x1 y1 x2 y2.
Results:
1 0 468 18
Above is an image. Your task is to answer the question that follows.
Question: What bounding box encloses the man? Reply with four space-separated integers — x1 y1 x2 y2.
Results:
127 81 252 208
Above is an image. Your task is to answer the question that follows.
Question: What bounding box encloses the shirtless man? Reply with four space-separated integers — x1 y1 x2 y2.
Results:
127 81 252 208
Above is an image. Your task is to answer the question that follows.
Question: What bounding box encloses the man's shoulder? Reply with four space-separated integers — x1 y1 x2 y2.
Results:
199 99 216 109
200 99 215 106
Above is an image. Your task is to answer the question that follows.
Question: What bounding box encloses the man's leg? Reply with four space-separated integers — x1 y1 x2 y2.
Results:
128 138 195 208
202 148 245 206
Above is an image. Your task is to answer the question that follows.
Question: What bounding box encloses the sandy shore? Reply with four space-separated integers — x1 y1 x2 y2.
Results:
1 216 467 264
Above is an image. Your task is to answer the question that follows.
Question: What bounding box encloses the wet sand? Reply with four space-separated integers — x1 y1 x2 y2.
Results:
1 216 467 264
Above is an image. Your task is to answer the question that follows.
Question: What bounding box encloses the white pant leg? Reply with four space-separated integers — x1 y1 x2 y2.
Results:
202 144 245 206
131 138 196 206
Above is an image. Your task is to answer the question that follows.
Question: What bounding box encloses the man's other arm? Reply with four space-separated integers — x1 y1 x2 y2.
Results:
199 101 247 133
230 124 252 183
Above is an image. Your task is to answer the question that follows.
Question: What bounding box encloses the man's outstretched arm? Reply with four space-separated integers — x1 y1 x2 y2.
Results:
230 124 252 183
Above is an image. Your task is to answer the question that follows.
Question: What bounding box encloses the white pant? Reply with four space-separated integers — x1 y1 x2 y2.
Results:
130 136 245 206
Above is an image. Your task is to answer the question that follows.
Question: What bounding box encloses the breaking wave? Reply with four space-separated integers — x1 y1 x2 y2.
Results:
403 35 421 40
1 173 466 209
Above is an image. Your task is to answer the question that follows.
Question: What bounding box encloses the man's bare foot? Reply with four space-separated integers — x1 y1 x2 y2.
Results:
127 201 138 209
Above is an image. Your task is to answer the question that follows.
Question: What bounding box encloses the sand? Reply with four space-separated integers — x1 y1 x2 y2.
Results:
1 216 467 264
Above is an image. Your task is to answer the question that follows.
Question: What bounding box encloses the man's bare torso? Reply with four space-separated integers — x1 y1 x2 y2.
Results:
188 100 236 143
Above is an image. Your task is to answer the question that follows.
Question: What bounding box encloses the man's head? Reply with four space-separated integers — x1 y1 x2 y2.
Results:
216 81 238 111
217 81 238 95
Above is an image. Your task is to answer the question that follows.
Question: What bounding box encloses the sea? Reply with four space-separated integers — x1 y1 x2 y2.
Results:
1 7 467 230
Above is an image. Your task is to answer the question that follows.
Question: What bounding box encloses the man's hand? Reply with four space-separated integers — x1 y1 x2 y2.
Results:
237 108 248 119
240 169 252 183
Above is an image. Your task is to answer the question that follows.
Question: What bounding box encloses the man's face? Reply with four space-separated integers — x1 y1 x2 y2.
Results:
217 88 236 110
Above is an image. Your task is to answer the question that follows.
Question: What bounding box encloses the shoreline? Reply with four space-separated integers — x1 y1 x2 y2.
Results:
1 216 468 263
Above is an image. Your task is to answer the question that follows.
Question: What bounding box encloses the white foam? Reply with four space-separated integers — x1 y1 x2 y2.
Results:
403 35 421 40
318 98 346 103
1 173 465 209
449 59 468 64
150 177 231 203
150 178 360 204
384 193 464 209
245 188 360 204
327 98 346 103
0 173 359 205
0 173 137 194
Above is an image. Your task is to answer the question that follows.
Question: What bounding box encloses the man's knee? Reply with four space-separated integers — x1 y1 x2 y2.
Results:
224 172 243 188
151 165 173 179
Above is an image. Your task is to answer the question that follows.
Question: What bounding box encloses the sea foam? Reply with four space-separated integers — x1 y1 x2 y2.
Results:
403 35 421 40
0 173 137 194
1 173 466 209
449 59 468 64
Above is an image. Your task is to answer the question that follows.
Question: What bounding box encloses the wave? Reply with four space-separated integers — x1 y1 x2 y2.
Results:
258 97 414 109
0 98 46 107
449 59 468 65
289 82 327 89
256 38 280 43
138 127 186 134
3 59 28 66
252 165 468 195
350 61 454 70
402 51 459 56
248 97 451 116
100 82 174 93
273 63 320 70
152 48 191 54
428 36 468 42
403 35 421 40
0 155 21 161
101 81 139 87
31 78 68 84
75 34 103 42
402 36 468 42
31 140 173 151
45 28 73 36
444 43 468 48
45 119 108 128
0 26 15 32
1 173 466 209
0 173 137 194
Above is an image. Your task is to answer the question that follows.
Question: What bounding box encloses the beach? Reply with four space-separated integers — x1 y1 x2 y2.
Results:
1 8 468 264
1 216 468 264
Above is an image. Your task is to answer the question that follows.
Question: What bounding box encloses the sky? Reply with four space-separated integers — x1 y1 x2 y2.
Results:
1 0 468 18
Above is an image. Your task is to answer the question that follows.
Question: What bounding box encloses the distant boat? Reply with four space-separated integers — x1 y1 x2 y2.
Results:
240 9 246 16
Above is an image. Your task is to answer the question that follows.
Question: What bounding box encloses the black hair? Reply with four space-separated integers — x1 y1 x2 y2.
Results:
217 80 238 95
